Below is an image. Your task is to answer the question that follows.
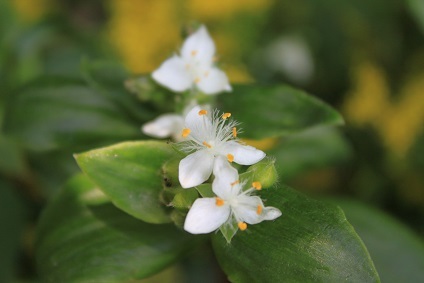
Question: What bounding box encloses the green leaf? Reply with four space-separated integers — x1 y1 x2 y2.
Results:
270 126 352 180
172 188 199 210
408 0 424 35
0 134 26 176
3 77 143 152
218 84 344 139
212 186 380 282
195 184 214 198
36 174 195 283
75 141 177 224
0 179 27 283
334 199 424 283
219 221 239 244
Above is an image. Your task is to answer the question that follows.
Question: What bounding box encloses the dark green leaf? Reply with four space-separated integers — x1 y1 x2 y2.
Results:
3 77 144 152
36 174 195 283
408 0 424 35
212 186 380 282
270 126 352 180
0 134 26 176
335 199 424 283
75 141 177 224
218 84 344 139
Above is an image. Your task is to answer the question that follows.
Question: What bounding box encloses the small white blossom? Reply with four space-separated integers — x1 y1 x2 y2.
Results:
178 106 265 188
184 156 282 234
152 25 231 95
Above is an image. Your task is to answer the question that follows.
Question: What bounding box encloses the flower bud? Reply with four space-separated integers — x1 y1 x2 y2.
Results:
245 157 278 189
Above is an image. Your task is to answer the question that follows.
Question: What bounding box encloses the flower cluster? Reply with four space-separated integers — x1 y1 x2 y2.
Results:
142 25 281 238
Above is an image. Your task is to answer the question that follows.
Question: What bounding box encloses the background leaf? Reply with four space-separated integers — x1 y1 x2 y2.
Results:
36 174 196 283
334 199 424 283
75 141 177 224
212 186 380 282
218 84 343 139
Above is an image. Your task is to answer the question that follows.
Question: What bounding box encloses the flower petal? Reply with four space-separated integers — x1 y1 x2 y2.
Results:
184 105 213 141
179 150 214 188
184 198 230 234
152 55 192 92
212 156 240 198
181 25 215 63
233 195 265 224
220 141 266 165
262 207 282 221
197 67 232 95
141 114 184 139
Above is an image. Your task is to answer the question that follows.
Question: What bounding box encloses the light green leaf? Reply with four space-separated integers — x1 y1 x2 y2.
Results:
36 174 195 283
195 184 214 198
172 188 199 210
218 84 344 139
335 199 424 283
270 126 352 180
408 0 424 35
75 141 177 224
212 186 380 282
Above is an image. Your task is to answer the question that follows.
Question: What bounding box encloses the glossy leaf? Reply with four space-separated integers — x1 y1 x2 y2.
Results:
335 199 424 283
75 141 177 224
218 84 344 139
36 174 195 283
212 186 380 282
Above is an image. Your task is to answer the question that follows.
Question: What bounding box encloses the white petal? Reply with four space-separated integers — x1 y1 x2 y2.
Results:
197 67 231 95
184 198 230 234
212 156 240 198
152 55 192 92
233 195 265 224
181 25 215 63
262 207 282 221
184 105 213 141
141 114 184 139
219 141 266 165
179 150 214 188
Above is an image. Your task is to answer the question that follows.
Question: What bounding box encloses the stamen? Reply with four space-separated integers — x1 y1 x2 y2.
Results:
198 109 208 116
222 112 231 120
238 222 247 231
203 141 212 148
194 77 201 83
191 50 197 56
252 181 262 190
232 127 237 137
257 205 263 215
227 154 234 163
181 128 191 137
215 197 224 206
230 180 240 186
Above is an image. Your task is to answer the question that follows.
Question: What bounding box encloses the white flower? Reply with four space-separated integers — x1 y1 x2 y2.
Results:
152 25 232 95
141 113 184 141
178 106 265 188
184 156 282 234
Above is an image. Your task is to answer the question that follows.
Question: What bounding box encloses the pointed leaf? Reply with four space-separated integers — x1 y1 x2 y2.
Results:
218 84 343 139
212 186 380 282
75 141 177 224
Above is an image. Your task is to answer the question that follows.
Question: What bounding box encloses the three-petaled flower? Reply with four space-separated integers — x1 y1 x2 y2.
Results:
184 156 282 234
152 25 232 95
179 106 265 188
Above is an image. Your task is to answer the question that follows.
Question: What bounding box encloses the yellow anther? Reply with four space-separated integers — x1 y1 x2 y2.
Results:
232 127 237 137
222 112 232 120
252 181 262 190
230 180 240 186
198 109 208 116
194 77 201 83
238 222 247 231
257 205 263 215
181 128 191 138
227 154 234 163
191 50 197 56
215 197 224 206
203 141 212 148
